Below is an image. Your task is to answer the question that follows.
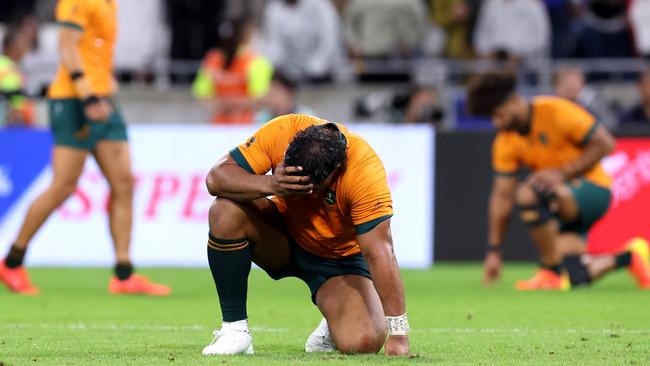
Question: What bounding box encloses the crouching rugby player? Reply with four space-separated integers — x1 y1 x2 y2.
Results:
202 114 410 355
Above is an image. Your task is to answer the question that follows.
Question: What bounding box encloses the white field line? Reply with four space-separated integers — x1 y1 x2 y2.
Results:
0 323 287 333
0 323 649 335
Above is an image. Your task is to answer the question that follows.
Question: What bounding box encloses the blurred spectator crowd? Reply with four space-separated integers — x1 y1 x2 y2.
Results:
0 0 649 128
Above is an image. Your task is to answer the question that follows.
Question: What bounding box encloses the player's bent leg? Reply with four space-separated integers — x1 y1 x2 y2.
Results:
315 275 387 354
1 146 87 295
549 185 580 224
514 183 568 290
555 233 587 259
203 197 290 356
553 180 633 288
564 237 650 289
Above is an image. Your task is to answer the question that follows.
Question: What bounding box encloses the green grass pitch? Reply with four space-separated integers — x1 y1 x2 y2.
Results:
1 264 649 365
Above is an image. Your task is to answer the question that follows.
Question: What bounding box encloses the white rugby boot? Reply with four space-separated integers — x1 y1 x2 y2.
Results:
202 319 254 355
305 317 336 353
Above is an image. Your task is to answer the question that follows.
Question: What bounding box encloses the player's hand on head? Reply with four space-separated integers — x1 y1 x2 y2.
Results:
527 168 564 194
271 161 314 196
483 251 502 285
84 98 112 122
384 335 410 356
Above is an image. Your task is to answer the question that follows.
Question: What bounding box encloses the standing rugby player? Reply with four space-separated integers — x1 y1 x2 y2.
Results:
0 0 170 296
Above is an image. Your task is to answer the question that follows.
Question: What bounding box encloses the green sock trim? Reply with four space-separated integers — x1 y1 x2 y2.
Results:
208 232 247 244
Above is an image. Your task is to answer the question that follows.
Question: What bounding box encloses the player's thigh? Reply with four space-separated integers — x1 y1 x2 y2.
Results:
93 140 133 192
552 180 611 226
209 197 290 271
316 275 387 354
50 145 88 192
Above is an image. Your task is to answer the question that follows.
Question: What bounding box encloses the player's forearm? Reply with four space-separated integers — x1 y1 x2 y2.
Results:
59 33 94 98
206 164 272 201
364 245 406 316
561 130 615 180
488 191 513 247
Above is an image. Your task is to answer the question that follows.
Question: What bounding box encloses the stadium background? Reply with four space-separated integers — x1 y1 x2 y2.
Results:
1 1 650 365
1 0 649 266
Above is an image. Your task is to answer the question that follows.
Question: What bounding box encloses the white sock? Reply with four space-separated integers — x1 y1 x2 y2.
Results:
222 319 249 332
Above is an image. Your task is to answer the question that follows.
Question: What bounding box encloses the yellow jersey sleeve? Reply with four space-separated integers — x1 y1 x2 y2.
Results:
492 134 520 176
553 99 598 145
341 142 393 235
56 0 92 31
230 115 291 175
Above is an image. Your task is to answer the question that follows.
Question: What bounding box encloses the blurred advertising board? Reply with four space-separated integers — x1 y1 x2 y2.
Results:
0 124 434 268
589 138 650 253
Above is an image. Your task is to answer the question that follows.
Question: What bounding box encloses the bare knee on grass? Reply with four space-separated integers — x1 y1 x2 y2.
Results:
317 275 387 355
335 328 386 354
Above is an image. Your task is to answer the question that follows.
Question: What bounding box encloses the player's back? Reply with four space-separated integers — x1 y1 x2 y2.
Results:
233 114 393 258
493 96 611 188
48 0 118 99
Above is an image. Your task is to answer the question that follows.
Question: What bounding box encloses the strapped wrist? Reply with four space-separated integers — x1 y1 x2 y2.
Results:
386 313 410 336
82 95 100 107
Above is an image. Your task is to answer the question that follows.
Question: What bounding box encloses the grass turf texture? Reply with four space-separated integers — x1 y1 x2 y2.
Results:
1 264 648 365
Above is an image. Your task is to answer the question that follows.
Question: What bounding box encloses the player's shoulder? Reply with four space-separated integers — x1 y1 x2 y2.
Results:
254 114 321 138
266 113 317 128
493 130 524 157
342 127 383 171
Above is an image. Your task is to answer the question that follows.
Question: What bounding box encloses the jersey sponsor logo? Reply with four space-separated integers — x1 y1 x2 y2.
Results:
539 133 548 145
54 102 65 114
245 136 256 148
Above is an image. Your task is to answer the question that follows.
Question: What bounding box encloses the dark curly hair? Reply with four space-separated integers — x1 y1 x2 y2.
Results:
284 123 347 186
466 71 517 117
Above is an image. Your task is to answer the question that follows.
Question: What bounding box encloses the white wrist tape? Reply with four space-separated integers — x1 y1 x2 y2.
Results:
386 313 410 336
